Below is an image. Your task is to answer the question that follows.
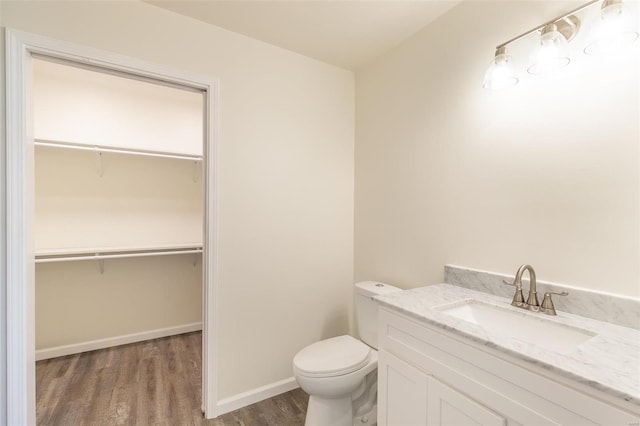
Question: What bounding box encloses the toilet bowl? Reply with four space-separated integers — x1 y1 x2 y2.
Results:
293 281 401 426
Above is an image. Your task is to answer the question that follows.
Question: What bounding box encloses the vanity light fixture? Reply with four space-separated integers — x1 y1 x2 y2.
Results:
584 0 639 54
483 0 639 89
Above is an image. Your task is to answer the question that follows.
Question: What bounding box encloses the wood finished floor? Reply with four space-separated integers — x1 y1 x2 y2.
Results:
36 332 309 425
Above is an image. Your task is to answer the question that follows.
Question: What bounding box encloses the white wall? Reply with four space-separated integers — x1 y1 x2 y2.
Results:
34 59 203 156
355 1 639 297
36 257 202 350
35 147 203 250
1 0 354 403
34 145 204 352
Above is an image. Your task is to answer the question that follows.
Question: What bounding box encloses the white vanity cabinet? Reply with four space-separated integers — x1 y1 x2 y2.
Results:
379 350 512 426
377 307 639 426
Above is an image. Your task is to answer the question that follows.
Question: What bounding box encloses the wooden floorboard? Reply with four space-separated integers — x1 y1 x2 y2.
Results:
36 332 309 425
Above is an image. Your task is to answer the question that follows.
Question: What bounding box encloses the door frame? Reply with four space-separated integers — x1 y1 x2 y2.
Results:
4 28 220 424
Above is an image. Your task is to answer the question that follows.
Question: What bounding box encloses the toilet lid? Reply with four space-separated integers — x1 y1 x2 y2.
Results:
293 335 371 378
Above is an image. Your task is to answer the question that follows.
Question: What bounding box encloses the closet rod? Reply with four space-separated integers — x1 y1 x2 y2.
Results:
35 249 203 263
34 139 203 162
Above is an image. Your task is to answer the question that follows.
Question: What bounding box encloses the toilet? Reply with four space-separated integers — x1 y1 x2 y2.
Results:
293 281 401 426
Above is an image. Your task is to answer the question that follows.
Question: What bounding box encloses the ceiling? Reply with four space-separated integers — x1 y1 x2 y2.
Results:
145 0 462 70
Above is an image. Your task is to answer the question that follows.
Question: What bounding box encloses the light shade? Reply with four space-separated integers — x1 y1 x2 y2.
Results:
483 46 519 90
584 0 639 55
527 23 571 75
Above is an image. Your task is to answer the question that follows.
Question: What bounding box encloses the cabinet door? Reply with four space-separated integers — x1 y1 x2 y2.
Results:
378 349 428 426
427 376 506 426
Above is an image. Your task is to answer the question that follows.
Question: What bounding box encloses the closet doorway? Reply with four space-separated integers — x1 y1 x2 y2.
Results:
5 29 219 424
33 58 205 357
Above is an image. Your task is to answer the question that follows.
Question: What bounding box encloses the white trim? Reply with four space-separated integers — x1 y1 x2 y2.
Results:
35 323 202 361
4 28 220 422
5 28 36 426
202 61 221 418
216 377 300 416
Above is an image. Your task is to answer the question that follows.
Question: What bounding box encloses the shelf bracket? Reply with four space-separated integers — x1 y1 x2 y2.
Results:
193 161 199 183
94 147 103 177
98 258 105 274
193 253 198 267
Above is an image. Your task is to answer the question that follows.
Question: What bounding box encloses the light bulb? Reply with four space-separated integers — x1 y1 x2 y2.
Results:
483 47 519 90
528 23 571 75
584 0 639 54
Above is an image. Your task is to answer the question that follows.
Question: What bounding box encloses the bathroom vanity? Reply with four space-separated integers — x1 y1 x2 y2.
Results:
375 284 640 425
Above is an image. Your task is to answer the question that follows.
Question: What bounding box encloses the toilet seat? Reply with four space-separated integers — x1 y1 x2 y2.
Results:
293 335 371 378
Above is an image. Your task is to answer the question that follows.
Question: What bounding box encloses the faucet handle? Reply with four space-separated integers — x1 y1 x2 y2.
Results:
540 291 569 316
503 279 526 307
546 291 569 296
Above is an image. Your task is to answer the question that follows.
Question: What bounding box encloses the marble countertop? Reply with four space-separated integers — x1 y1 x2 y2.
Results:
375 283 640 408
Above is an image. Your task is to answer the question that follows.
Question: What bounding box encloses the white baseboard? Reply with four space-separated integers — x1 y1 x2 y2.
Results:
216 377 300 416
35 322 202 361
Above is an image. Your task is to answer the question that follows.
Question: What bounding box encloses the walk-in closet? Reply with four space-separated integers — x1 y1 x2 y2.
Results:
33 58 204 368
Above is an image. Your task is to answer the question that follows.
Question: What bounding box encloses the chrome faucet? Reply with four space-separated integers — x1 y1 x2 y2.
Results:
503 264 539 311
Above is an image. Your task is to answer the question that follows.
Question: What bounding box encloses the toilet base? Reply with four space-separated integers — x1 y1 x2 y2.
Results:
353 403 377 426
305 395 353 426
303 395 378 426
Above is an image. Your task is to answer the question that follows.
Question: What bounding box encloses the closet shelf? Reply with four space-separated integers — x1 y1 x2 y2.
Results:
35 244 203 264
34 139 203 162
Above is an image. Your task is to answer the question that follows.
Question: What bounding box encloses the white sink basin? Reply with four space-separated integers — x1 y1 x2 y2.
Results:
437 300 596 354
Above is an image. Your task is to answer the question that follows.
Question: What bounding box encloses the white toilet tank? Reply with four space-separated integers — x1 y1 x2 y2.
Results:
355 281 401 349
